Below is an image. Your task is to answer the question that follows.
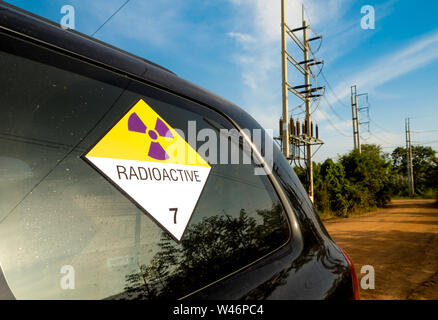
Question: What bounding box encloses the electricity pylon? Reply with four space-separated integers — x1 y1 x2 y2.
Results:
279 1 324 202
405 118 415 196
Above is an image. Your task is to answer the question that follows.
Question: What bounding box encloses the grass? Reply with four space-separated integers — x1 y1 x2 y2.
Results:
320 192 438 221
392 191 437 200
319 206 379 222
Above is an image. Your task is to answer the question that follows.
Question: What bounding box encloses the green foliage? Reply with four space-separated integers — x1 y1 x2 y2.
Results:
313 159 351 217
295 144 438 217
123 204 289 299
340 144 393 208
391 145 438 196
294 144 394 217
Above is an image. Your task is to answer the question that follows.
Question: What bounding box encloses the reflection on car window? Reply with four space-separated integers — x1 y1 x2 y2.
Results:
0 36 290 299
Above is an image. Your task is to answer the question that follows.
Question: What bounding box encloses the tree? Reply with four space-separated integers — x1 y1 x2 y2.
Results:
319 158 351 216
122 204 288 299
293 144 436 218
295 159 352 217
391 145 438 195
342 144 392 206
340 144 392 208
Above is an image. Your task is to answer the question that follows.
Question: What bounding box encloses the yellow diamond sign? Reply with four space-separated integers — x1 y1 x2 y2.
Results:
83 99 211 241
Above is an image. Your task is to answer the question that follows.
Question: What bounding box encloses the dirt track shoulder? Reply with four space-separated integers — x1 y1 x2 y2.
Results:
324 199 438 300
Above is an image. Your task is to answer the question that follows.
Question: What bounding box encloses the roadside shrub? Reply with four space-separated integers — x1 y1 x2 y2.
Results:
294 144 393 217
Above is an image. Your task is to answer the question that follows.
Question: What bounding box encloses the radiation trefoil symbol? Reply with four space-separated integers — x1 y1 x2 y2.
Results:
127 112 173 160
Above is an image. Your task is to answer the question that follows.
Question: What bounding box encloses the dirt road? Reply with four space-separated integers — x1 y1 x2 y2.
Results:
324 199 438 300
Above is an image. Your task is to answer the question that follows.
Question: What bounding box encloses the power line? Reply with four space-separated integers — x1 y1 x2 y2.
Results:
280 2 326 202
306 40 354 138
323 114 351 138
310 87 325 114
310 62 394 147
302 8 377 147
298 9 327 120
320 71 350 109
369 131 393 145
303 5 321 40
370 119 398 136
299 92 351 138
412 140 438 144
303 7 323 54
322 94 347 122
306 27 347 110
412 129 438 133
91 0 131 37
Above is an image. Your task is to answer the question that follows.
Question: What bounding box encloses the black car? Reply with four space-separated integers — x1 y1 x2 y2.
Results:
0 3 359 300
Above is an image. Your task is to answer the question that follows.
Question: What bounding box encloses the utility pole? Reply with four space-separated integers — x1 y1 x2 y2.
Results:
302 10 314 202
405 118 415 196
350 86 370 153
277 1 324 203
351 85 361 153
351 86 357 150
355 93 361 154
280 0 289 158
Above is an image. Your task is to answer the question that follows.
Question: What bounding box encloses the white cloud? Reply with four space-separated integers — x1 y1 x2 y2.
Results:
255 106 283 132
326 30 438 104
323 119 351 132
314 26 438 159
225 0 416 142
227 32 255 44
226 0 355 131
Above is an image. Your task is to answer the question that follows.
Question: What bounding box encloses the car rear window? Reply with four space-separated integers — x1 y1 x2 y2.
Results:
0 32 290 299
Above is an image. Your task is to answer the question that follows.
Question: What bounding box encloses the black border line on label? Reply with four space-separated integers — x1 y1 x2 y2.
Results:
80 98 212 244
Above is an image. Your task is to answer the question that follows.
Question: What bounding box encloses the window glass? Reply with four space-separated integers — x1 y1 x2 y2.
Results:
0 34 290 299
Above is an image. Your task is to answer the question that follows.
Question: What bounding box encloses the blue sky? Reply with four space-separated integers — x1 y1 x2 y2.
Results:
5 0 438 162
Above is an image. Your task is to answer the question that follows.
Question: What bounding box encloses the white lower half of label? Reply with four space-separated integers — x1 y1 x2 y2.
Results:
86 157 211 241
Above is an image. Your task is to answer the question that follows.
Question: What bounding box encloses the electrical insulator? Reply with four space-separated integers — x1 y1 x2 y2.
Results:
279 118 284 137
316 123 319 139
296 119 301 136
290 116 295 136
304 120 308 136
311 121 314 137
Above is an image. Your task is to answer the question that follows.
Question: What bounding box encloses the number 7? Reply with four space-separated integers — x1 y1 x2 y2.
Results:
169 208 178 224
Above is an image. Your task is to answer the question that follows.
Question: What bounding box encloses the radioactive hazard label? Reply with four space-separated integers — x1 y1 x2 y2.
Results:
83 99 211 241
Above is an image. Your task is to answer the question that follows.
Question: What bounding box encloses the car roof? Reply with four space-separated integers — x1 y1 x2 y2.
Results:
0 2 261 132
